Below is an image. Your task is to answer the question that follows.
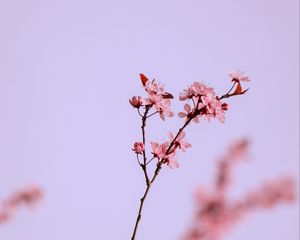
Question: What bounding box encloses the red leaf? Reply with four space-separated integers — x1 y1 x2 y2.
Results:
139 73 149 86
233 83 242 95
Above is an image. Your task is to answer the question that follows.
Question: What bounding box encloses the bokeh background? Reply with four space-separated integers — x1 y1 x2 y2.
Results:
0 0 299 239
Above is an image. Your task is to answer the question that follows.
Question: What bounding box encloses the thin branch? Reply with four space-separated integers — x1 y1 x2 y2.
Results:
137 108 143 117
217 82 237 100
141 107 150 185
131 183 151 240
136 154 142 166
146 156 155 165
146 111 159 119
192 98 196 108
131 114 195 239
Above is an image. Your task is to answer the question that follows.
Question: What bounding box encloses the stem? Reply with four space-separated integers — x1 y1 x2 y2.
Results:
131 115 194 239
137 108 143 117
131 183 152 240
131 162 162 240
226 82 236 95
146 157 155 165
141 107 150 185
217 82 236 100
136 154 141 166
146 111 159 119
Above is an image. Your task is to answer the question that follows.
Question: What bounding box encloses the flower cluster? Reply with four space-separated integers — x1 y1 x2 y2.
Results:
150 131 192 169
130 72 250 170
0 185 43 224
129 73 174 121
178 82 229 123
183 139 295 240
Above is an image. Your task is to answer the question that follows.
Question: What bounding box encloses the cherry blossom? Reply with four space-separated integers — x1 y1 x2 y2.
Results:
183 140 295 240
179 82 214 101
150 141 179 168
168 131 192 152
199 95 228 123
228 70 251 82
178 103 201 123
143 80 165 96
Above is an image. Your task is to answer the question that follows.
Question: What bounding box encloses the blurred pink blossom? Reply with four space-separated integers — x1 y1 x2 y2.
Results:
0 185 43 224
183 139 295 240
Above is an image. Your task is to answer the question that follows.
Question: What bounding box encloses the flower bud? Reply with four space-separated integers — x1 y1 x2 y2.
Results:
132 142 144 154
129 96 143 108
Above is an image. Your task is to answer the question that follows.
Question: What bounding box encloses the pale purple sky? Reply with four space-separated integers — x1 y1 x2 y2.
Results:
0 0 299 239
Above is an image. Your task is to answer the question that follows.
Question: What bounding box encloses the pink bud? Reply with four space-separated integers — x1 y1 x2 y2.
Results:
132 142 144 154
129 96 143 108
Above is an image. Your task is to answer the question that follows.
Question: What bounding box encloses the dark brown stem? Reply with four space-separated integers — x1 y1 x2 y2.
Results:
217 82 237 100
131 114 194 239
136 154 141 166
141 107 150 185
218 92 243 100
131 183 152 240
146 111 159 118
146 156 155 165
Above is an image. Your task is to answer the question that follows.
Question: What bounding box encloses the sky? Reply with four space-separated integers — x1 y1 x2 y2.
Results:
0 0 299 239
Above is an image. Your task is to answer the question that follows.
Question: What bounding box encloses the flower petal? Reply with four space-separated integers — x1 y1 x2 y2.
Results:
178 112 187 118
184 103 191 113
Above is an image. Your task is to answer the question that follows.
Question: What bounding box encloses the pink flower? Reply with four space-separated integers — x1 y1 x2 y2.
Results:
199 95 228 123
178 82 229 123
143 94 162 106
179 82 215 101
179 87 194 101
140 78 174 121
151 142 169 160
178 103 191 118
178 103 200 123
129 96 143 108
154 99 174 120
191 82 215 97
168 131 192 152
150 142 179 168
228 70 250 82
132 142 144 154
166 153 179 169
144 80 164 96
